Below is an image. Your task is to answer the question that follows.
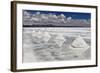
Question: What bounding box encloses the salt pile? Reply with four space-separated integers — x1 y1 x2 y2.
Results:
54 34 65 47
69 36 90 54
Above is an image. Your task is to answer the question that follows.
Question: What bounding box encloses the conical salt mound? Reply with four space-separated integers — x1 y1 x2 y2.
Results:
70 36 89 51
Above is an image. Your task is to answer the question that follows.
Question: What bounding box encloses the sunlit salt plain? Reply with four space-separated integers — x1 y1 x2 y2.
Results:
22 27 91 63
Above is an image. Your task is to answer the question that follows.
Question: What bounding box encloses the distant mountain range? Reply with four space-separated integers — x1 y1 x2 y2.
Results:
23 11 90 27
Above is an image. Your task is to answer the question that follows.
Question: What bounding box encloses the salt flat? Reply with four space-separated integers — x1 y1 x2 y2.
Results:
22 27 91 63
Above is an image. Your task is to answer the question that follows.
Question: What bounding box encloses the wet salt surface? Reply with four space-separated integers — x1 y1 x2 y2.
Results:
22 28 91 63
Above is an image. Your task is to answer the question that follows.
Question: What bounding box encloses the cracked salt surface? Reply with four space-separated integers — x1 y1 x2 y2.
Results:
22 28 91 63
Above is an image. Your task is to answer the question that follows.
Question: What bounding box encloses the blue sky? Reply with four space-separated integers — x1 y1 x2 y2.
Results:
24 10 91 20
